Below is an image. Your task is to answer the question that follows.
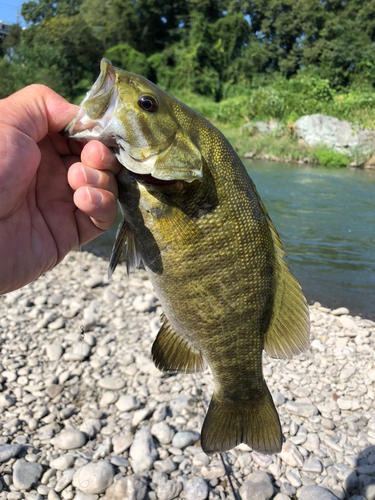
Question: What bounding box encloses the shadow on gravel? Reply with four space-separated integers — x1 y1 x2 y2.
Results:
349 445 375 499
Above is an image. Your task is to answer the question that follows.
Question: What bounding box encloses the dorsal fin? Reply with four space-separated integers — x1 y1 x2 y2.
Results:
249 180 310 359
152 315 206 373
108 218 141 279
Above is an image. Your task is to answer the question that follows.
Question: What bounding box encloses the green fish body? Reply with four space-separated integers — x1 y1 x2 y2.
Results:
66 59 310 454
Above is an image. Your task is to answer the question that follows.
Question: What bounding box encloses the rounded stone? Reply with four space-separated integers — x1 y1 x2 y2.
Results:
298 485 340 500
115 395 139 412
171 431 200 449
0 444 23 463
51 429 87 450
49 454 75 471
98 376 126 391
13 459 43 490
72 460 114 494
185 476 208 500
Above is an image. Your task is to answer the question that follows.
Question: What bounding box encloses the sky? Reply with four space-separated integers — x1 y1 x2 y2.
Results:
0 0 27 27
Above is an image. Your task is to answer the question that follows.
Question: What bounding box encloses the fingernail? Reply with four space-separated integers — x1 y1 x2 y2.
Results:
86 187 103 206
82 166 101 185
101 143 115 166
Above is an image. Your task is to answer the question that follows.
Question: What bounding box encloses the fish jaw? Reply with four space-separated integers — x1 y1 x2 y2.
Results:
65 59 203 183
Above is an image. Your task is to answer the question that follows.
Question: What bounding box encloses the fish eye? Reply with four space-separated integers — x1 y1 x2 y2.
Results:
138 95 158 112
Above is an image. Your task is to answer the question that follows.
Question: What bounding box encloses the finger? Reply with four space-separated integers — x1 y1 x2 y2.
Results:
81 141 122 175
74 186 118 233
68 163 118 196
1 84 79 142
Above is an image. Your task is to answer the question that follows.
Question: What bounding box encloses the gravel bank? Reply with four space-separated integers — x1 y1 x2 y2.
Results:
0 250 374 500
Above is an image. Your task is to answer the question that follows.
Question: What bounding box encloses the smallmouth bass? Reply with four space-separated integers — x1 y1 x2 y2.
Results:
66 59 310 454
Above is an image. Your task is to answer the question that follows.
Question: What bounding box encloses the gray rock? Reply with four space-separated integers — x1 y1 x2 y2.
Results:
102 475 148 500
303 457 323 473
171 430 200 449
285 401 318 417
132 407 153 426
51 429 87 449
298 485 340 500
112 434 133 454
251 451 273 468
13 459 43 490
272 392 285 406
130 427 158 474
115 395 140 412
152 404 167 422
0 393 16 407
295 114 375 156
153 459 178 473
99 376 126 391
79 418 102 438
73 460 114 494
332 307 350 316
55 468 75 492
364 484 375 500
49 454 75 471
46 384 64 399
334 464 358 492
184 476 208 500
170 395 195 413
239 471 274 500
156 480 183 500
110 456 129 467
0 444 23 463
99 392 119 407
84 275 103 288
46 343 64 361
151 422 175 445
279 441 304 467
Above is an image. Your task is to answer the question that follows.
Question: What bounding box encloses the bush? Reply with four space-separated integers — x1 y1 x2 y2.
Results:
313 149 350 168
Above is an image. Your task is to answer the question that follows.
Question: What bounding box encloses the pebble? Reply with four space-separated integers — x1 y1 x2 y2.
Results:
298 485 340 499
184 476 208 500
46 343 64 361
1 252 375 500
72 461 114 494
51 429 87 450
50 454 75 471
239 471 274 500
151 422 175 444
171 430 200 449
98 376 126 391
129 426 158 474
13 459 43 490
102 475 147 500
0 444 23 463
156 480 182 500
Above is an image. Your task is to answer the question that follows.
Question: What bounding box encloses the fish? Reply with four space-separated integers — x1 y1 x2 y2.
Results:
65 58 310 455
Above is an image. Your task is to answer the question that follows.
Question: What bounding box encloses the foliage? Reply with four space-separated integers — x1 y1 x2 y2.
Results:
104 44 152 79
313 149 350 168
0 0 374 129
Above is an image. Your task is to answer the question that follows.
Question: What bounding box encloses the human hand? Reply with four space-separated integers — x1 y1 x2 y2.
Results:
0 84 121 295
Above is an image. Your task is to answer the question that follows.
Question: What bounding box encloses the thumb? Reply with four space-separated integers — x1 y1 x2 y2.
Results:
1 84 79 143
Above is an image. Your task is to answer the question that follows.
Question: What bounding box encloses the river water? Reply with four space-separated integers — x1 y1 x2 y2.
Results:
84 161 375 319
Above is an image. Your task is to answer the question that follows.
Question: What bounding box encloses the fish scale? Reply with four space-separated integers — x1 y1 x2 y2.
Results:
65 58 310 455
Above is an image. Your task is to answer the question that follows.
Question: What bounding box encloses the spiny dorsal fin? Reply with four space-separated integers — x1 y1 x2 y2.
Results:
152 315 206 373
249 179 310 358
108 219 141 279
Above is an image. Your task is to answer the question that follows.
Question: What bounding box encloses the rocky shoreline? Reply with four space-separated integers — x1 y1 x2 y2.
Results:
0 250 374 500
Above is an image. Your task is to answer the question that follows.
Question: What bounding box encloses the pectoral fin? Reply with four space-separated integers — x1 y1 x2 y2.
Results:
152 315 206 373
108 218 141 278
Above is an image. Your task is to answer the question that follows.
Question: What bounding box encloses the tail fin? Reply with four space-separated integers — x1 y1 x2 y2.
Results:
201 387 282 455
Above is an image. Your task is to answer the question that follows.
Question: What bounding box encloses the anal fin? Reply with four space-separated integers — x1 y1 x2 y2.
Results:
152 315 206 373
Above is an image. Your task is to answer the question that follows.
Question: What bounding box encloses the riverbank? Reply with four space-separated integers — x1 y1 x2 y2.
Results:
218 126 375 169
1 251 375 500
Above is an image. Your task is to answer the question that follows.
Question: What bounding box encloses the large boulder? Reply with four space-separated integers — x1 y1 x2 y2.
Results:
295 114 375 156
